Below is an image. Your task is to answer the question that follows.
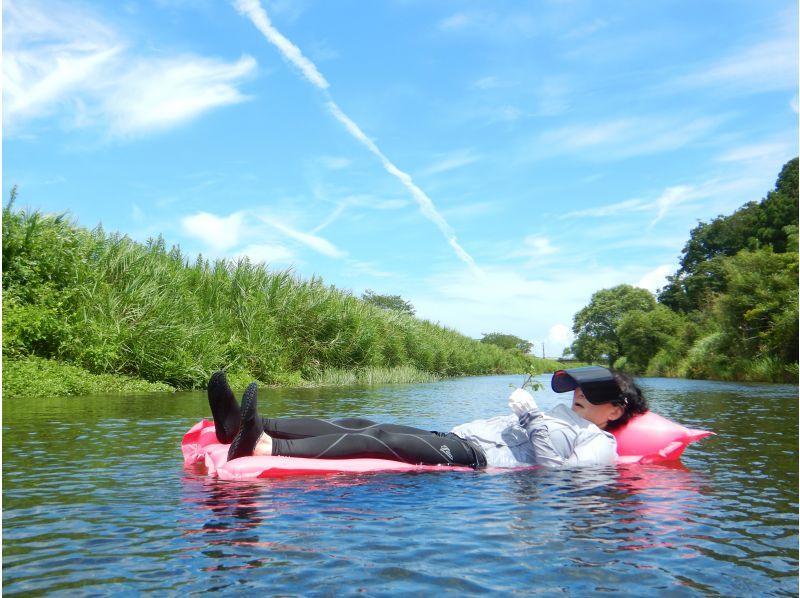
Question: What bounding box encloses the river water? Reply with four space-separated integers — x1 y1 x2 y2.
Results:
3 375 798 596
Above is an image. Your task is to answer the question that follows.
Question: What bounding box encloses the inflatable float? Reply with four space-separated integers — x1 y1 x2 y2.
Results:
182 412 712 480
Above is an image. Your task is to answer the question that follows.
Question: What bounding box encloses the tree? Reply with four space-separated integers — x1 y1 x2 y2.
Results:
617 305 686 372
711 248 798 363
570 284 656 365
659 158 799 312
480 332 533 354
361 289 415 316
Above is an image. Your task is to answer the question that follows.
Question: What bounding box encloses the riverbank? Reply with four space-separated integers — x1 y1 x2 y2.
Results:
4 200 567 395
2 355 568 400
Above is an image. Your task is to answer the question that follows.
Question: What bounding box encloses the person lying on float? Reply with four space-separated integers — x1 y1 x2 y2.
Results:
209 365 648 469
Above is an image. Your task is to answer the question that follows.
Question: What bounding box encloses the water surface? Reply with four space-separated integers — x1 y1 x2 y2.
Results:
3 375 798 595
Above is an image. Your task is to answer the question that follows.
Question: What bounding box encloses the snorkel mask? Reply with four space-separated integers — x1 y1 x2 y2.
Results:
551 366 626 405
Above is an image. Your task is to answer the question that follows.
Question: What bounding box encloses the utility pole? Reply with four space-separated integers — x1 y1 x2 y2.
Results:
541 342 545 359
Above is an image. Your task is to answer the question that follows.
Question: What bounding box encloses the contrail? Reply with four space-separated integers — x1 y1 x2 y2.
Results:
232 0 329 90
232 0 482 276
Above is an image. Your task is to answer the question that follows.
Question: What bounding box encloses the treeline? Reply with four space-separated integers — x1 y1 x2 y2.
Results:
2 192 545 393
569 158 798 383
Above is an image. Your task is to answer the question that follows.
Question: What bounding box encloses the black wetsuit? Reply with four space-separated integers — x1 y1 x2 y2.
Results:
262 417 486 469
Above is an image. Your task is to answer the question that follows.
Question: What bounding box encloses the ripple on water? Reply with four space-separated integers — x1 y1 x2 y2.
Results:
3 377 798 595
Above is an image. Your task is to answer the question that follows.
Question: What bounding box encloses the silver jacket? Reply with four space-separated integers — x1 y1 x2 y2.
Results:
450 403 617 468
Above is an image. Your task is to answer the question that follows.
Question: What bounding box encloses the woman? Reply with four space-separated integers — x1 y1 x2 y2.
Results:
209 366 648 469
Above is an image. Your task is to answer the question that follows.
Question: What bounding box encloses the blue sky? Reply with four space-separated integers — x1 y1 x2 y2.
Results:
4 0 798 357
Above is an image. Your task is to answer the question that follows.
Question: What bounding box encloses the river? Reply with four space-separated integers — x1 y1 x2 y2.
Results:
3 375 797 595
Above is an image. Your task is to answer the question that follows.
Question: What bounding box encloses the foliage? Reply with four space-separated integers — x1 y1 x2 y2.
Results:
361 289 415 316
480 332 533 353
659 158 798 312
570 284 657 366
3 355 174 400
310 365 438 386
617 306 686 372
709 249 798 365
2 196 543 393
569 157 799 382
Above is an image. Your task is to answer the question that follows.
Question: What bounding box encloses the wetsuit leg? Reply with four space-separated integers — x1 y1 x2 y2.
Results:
271 426 483 467
262 417 440 439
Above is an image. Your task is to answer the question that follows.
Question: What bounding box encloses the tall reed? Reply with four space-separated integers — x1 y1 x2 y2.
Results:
3 202 550 389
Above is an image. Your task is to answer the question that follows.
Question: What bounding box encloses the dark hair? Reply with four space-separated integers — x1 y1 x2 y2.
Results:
604 370 648 431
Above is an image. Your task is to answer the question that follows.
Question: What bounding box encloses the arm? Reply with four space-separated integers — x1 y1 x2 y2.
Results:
564 429 617 466
509 389 576 468
509 389 616 467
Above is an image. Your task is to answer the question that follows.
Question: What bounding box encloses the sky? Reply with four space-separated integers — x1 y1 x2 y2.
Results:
3 0 798 358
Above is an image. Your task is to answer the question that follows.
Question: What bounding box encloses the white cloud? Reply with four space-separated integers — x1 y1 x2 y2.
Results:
440 13 472 30
535 115 725 160
791 96 799 114
650 185 696 227
3 0 255 136
509 235 559 260
343 260 395 279
636 264 673 294
561 198 648 218
411 264 655 356
105 55 256 136
256 213 346 258
562 177 762 228
235 243 295 265
665 34 798 95
437 9 538 38
547 324 573 346
423 150 482 176
717 141 794 164
181 208 347 259
318 156 351 170
181 211 245 251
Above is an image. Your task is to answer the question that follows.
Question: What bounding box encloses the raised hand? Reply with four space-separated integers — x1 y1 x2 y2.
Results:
509 388 538 418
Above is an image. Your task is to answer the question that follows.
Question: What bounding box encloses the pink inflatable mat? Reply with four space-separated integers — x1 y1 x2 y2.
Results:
181 419 473 481
182 412 712 480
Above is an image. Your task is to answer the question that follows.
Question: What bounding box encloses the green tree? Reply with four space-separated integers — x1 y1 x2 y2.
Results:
659 158 798 312
617 305 686 372
480 332 533 354
361 289 415 316
570 284 657 365
711 248 798 364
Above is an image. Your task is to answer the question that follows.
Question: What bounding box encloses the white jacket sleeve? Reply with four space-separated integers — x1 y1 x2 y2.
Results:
563 428 617 466
518 409 578 468
519 409 616 468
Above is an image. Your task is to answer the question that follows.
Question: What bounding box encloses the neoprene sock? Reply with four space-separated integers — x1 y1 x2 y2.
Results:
227 382 264 461
208 371 240 444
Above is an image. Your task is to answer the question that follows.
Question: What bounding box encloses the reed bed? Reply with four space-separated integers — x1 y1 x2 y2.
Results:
3 202 555 391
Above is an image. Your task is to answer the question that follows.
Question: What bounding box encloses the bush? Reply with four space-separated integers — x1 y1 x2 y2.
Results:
2 199 541 391
3 356 174 400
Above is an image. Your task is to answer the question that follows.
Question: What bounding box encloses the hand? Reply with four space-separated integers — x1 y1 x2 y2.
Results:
509 388 538 418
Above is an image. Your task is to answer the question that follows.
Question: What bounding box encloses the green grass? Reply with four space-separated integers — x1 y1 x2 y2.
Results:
2 200 544 392
310 366 439 386
3 356 175 400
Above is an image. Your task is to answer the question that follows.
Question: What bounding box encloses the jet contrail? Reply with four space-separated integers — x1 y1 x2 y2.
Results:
232 0 329 90
232 0 482 276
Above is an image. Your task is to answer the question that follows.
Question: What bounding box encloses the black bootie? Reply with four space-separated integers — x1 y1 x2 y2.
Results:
227 383 263 461
207 371 240 444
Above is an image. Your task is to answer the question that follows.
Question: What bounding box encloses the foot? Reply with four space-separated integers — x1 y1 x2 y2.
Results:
227 382 264 461
253 432 273 456
208 371 240 444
